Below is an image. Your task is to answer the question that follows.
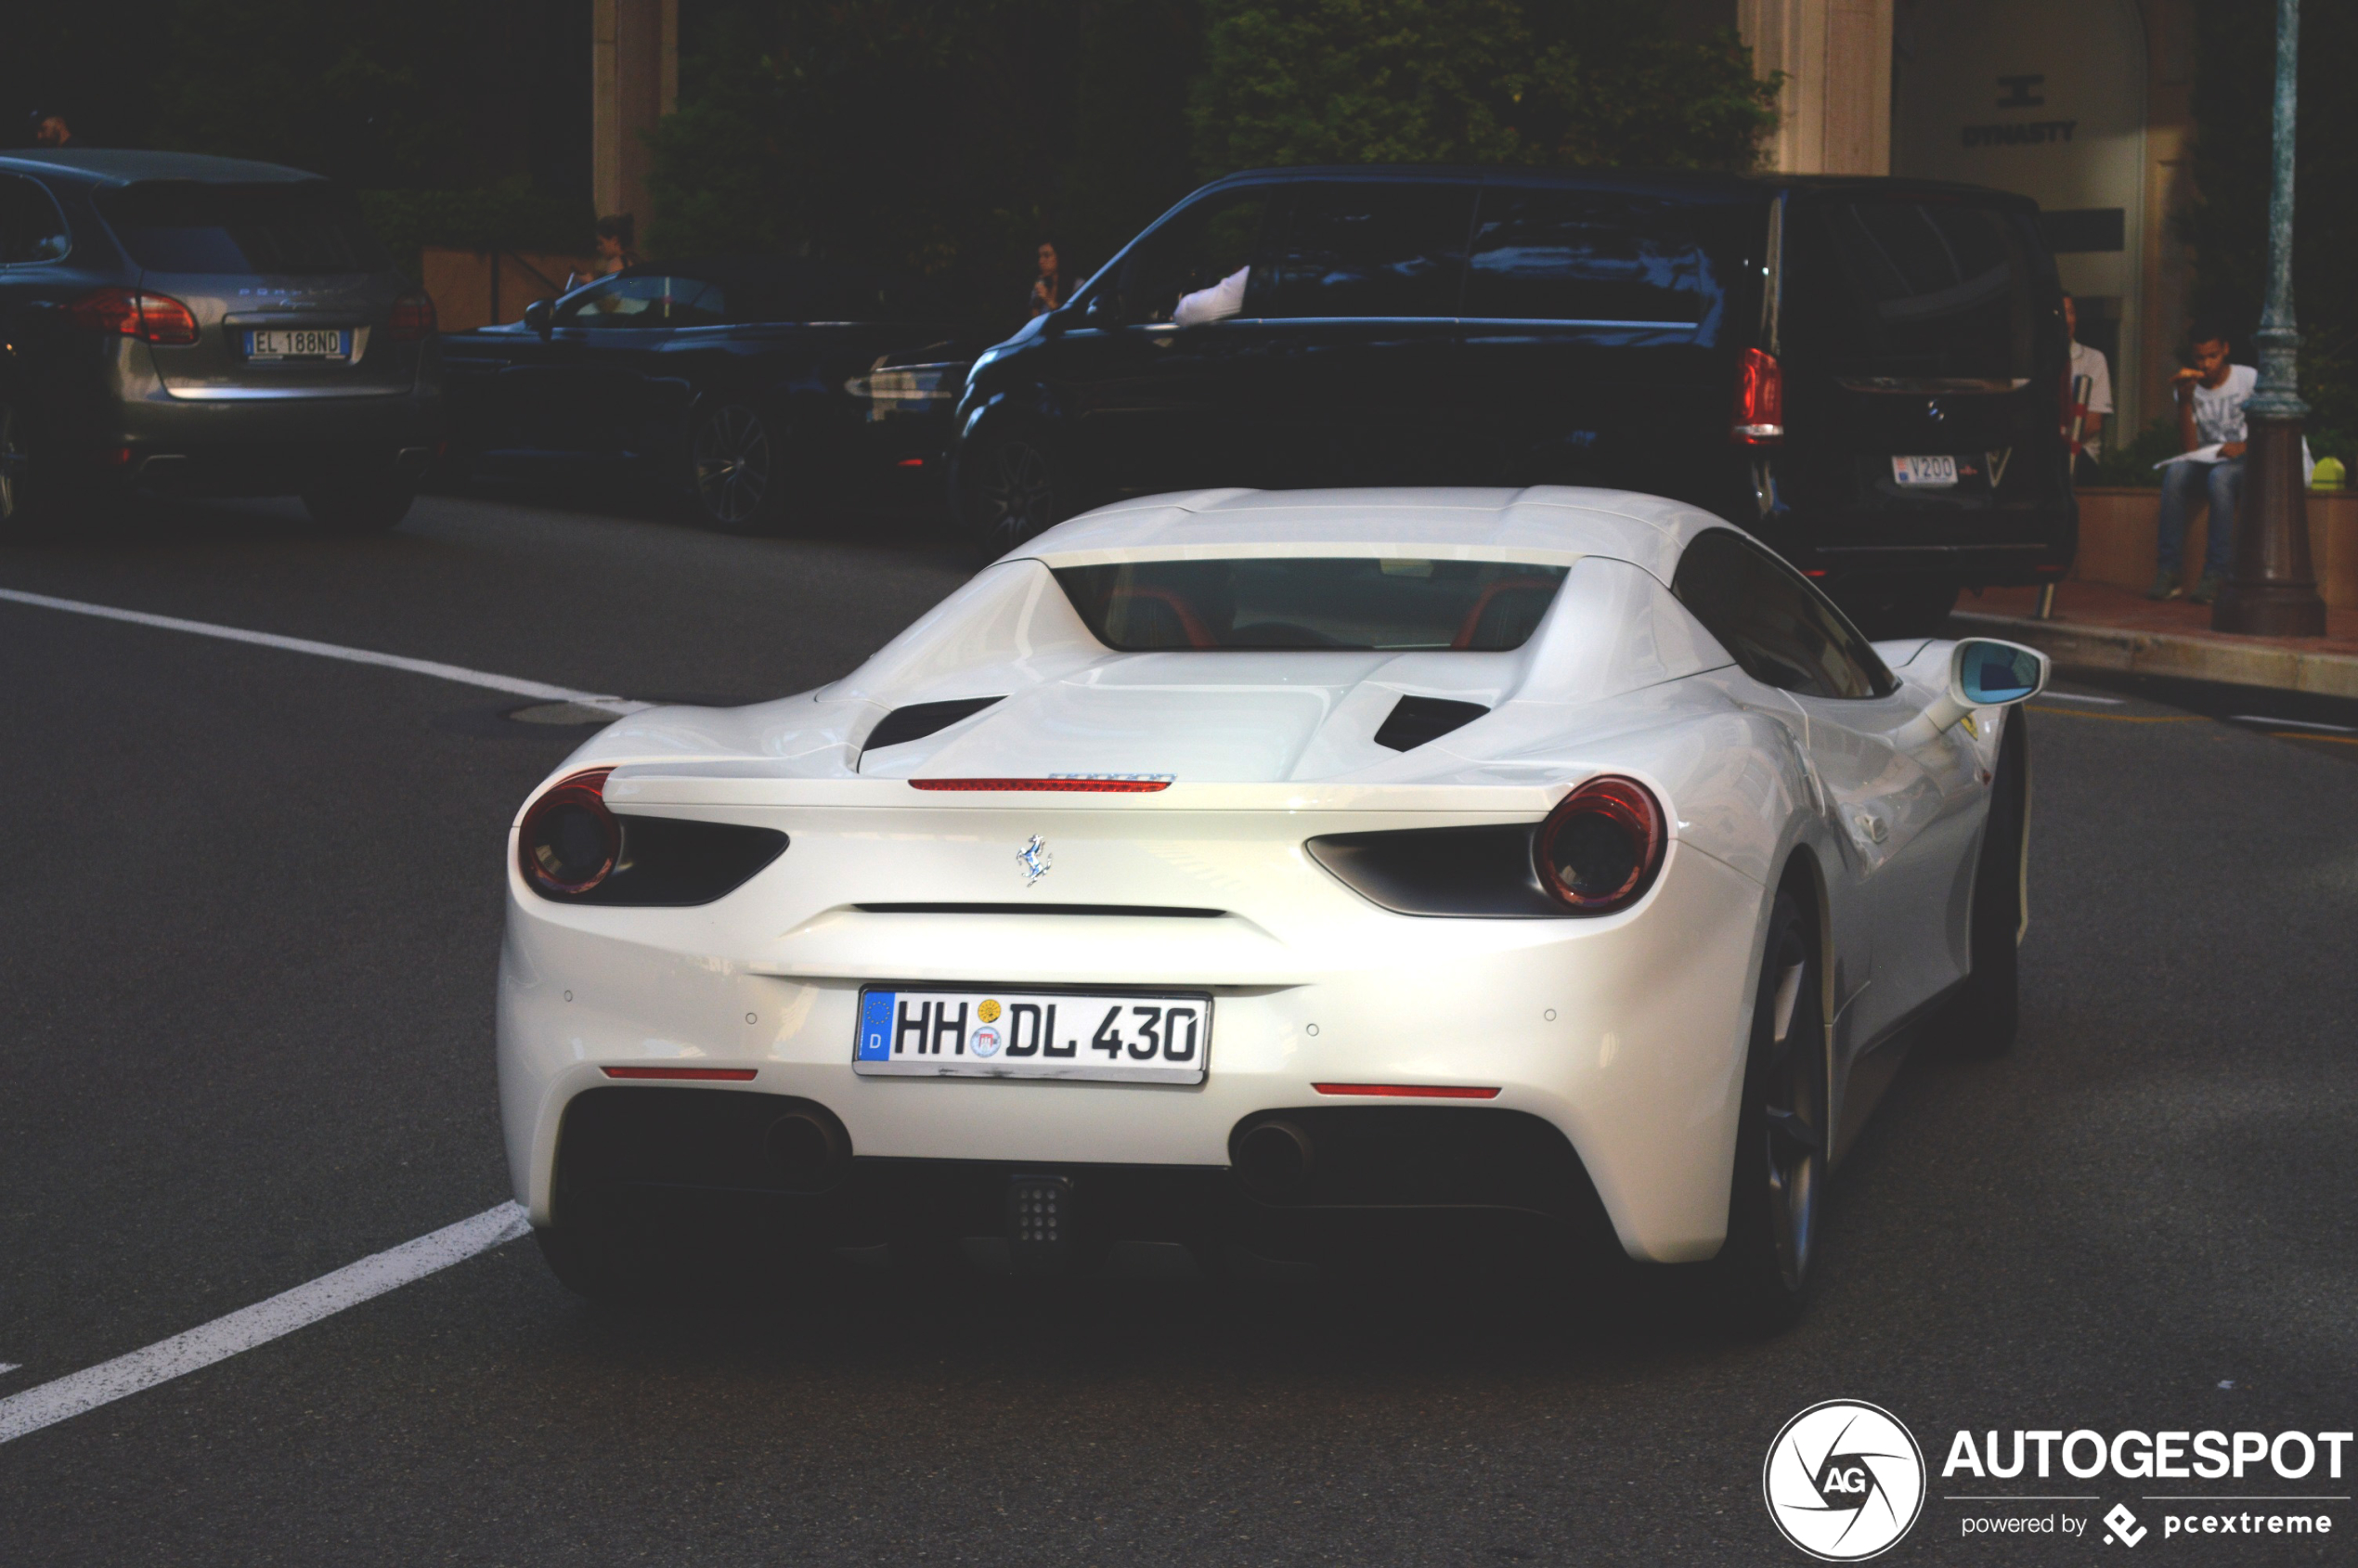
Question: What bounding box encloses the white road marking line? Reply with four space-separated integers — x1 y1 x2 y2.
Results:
2230 713 2358 733
0 1202 529 1445
2041 691 2126 705
0 588 651 716
0 1365 19 1376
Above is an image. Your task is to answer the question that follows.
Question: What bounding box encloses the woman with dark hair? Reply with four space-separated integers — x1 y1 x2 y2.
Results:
566 214 642 291
1028 241 1065 317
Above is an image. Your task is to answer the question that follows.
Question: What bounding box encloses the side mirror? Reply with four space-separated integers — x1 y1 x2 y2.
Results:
1896 638 2049 749
1084 292 1119 324
1950 638 2048 707
523 299 553 339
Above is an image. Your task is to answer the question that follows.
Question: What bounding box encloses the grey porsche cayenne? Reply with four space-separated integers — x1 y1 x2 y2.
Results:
0 149 442 533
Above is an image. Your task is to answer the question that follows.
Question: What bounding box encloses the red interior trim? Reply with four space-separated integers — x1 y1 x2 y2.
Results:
1312 1082 1501 1100
909 777 1172 793
601 1066 758 1082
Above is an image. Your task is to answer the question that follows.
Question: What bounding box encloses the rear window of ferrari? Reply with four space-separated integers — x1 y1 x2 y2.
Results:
1053 558 1570 652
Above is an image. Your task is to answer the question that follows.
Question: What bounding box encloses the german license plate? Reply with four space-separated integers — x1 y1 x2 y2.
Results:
855 987 1211 1083
1891 454 1958 486
244 328 351 361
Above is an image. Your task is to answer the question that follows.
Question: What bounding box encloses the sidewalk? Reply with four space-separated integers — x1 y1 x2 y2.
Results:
1949 579 2358 698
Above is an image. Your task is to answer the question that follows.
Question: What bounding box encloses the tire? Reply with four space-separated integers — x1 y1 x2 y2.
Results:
689 401 795 535
302 480 416 533
957 432 1066 558
1950 710 2028 1056
1836 581 1959 640
1713 888 1828 1334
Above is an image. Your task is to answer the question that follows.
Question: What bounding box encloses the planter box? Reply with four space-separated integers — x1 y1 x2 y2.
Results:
2073 486 2358 608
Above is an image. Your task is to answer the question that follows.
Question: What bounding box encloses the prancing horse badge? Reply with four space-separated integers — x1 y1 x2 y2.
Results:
1017 835 1053 887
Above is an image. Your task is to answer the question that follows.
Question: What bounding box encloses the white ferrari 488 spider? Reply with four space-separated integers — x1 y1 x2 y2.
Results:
497 486 2046 1327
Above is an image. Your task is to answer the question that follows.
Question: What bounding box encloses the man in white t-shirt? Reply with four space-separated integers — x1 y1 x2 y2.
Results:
2062 293 2113 481
2151 326 2254 603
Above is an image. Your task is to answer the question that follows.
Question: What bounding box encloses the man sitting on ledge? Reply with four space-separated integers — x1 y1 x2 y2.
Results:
2151 325 2253 605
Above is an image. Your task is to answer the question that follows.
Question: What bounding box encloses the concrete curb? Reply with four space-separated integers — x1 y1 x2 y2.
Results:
1950 611 2358 698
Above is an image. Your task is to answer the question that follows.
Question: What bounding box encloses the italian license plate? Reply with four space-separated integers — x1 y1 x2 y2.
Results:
244 328 351 361
855 987 1211 1084
1891 454 1959 486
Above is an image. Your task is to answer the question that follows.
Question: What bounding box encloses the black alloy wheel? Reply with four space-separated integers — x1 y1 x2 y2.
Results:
1716 888 1827 1332
961 434 1062 557
690 402 786 534
1950 710 2028 1056
302 480 417 533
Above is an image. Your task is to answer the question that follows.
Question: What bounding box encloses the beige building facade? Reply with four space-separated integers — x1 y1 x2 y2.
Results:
1736 0 2196 443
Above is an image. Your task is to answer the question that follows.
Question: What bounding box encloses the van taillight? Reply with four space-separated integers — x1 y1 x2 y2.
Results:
387 292 437 342
1731 346 1783 445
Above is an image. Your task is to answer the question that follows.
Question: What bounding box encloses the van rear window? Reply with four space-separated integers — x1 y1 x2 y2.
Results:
1054 558 1569 652
1789 201 2037 382
1463 189 1730 327
96 181 388 275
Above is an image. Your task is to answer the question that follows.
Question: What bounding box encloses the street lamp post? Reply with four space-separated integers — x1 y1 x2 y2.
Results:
2215 0 2327 636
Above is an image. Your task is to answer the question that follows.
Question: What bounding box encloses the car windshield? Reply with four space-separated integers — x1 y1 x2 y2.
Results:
1053 558 1570 652
96 180 388 275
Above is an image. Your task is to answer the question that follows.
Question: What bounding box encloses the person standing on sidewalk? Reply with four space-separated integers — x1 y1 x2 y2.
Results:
1027 241 1067 318
2150 325 2255 603
2062 293 2112 484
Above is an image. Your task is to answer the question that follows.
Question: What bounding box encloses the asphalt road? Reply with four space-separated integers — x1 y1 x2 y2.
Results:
2 489 2353 1566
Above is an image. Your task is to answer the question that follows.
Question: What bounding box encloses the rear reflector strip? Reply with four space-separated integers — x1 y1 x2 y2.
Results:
601 1067 758 1082
909 777 1172 793
1313 1082 1501 1100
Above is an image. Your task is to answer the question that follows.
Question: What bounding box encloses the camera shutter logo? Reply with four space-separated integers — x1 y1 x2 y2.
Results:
1762 1400 1926 1561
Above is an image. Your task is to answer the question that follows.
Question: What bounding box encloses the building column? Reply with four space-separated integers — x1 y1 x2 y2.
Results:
592 0 680 229
1740 0 1894 175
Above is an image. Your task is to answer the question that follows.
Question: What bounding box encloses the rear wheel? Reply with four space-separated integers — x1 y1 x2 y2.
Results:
1950 711 2028 1056
302 478 416 533
689 401 796 534
1714 888 1827 1334
958 433 1065 558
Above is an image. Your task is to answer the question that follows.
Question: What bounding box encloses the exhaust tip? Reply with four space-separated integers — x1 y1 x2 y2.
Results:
1234 1119 1315 1199
766 1108 848 1193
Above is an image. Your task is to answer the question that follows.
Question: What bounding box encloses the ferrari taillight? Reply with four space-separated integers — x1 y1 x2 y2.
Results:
519 768 620 896
1731 346 1783 445
387 292 437 342
1534 776 1666 914
65 287 200 346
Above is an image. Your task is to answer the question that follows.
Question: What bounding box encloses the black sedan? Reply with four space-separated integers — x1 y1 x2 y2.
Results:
442 261 988 533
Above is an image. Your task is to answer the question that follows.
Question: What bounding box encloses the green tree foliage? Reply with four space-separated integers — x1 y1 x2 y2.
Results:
1187 0 1780 176
2184 0 2358 459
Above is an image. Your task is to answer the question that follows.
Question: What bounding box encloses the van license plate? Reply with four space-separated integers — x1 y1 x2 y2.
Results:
1891 455 1958 487
245 329 351 361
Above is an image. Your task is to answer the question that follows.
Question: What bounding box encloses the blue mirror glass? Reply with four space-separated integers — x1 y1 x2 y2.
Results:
1959 641 2039 704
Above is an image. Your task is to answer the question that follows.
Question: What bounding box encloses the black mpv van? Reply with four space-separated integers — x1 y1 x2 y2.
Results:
950 166 2073 635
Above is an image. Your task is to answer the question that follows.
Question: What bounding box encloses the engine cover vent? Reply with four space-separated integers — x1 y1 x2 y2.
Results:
1373 695 1489 752
862 695 1005 758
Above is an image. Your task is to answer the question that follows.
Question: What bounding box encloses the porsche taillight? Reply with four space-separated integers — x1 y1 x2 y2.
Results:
518 768 620 896
65 287 200 346
1534 776 1666 914
1731 346 1783 445
387 292 437 342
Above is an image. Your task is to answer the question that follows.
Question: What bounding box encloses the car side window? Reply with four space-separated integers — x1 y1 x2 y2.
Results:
1270 183 1475 319
0 175 71 266
1672 530 1894 700
558 275 722 329
1116 191 1280 326
1462 188 1721 327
